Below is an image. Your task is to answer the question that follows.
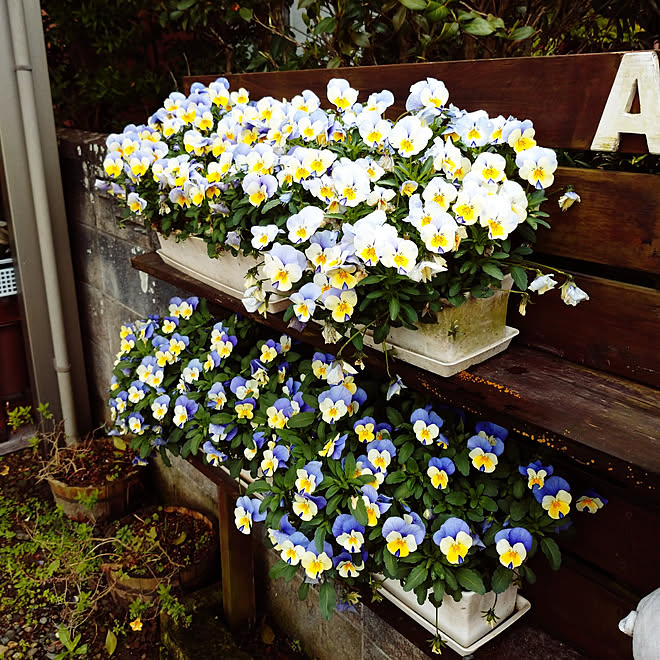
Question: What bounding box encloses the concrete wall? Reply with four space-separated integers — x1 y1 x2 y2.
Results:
58 129 190 425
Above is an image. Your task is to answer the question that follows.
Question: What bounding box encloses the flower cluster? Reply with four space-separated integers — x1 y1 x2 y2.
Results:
109 296 606 630
99 77 586 345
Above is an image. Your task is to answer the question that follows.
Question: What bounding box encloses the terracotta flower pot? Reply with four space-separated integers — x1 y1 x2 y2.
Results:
47 470 141 523
102 506 218 607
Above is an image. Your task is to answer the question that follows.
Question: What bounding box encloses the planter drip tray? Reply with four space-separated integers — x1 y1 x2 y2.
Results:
364 326 520 378
379 589 531 657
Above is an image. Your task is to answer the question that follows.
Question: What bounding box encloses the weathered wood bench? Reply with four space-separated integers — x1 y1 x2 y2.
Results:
132 51 660 659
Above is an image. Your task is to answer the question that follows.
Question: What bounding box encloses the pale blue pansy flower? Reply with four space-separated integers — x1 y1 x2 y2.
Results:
433 517 473 564
318 386 352 424
202 441 227 467
406 77 449 114
519 460 553 490
534 476 572 519
382 514 426 558
467 435 498 473
516 146 557 189
560 281 589 306
262 244 307 292
173 395 198 428
494 527 533 569
234 496 266 535
366 439 396 473
127 412 146 435
206 382 227 410
427 457 456 490
575 489 607 514
301 540 334 580
410 408 444 445
295 461 324 495
151 394 170 422
332 514 366 553
290 282 322 323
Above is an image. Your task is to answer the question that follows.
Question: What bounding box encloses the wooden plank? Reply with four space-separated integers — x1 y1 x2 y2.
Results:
544 168 660 274
131 252 660 482
185 52 656 152
556 486 660 597
513 273 660 387
526 556 637 660
189 455 256 630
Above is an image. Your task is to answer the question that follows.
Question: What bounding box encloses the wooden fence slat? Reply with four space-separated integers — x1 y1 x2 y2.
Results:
514 274 660 386
186 52 657 152
526 556 637 660
544 168 660 274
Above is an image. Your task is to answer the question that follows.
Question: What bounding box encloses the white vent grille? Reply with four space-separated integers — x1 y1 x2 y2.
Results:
0 259 17 297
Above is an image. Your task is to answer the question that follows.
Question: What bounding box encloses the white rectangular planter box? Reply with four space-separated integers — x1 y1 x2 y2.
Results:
363 275 519 377
157 235 288 313
379 578 530 656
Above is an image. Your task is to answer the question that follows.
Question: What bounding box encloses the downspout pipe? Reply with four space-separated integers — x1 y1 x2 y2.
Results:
6 0 78 440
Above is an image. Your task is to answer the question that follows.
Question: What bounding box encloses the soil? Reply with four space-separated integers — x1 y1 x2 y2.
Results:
0 447 311 659
46 438 138 487
108 506 214 579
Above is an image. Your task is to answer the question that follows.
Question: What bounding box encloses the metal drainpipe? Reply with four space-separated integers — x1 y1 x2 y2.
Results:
6 0 78 440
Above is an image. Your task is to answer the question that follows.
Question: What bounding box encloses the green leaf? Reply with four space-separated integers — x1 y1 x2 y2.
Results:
246 480 272 496
491 565 513 593
389 296 401 321
398 0 427 9
445 491 467 506
287 411 317 428
238 7 253 21
398 441 415 465
480 496 498 512
372 323 390 344
509 25 535 41
352 333 364 351
177 0 197 9
315 16 337 34
384 549 398 577
314 526 326 553
512 479 525 499
456 567 486 594
433 579 445 603
541 537 562 570
509 265 528 291
298 580 310 601
172 531 187 545
105 629 117 657
404 564 429 592
344 452 356 479
351 495 369 527
462 16 495 36
319 581 336 620
386 407 404 427
454 451 470 476
482 262 504 280
509 499 528 521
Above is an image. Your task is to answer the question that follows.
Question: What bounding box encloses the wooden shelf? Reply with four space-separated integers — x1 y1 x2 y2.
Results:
133 252 660 489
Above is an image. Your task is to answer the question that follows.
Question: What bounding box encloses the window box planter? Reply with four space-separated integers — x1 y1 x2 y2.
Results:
157 235 288 313
379 579 530 656
364 275 518 377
